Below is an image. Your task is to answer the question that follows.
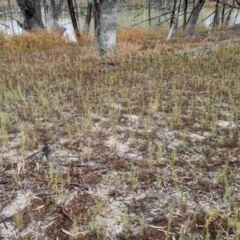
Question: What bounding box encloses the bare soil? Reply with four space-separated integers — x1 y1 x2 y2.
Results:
1 30 240 239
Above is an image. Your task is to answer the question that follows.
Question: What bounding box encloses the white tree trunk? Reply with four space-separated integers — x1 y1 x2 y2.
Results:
44 0 66 34
166 0 181 41
45 0 55 30
96 0 117 56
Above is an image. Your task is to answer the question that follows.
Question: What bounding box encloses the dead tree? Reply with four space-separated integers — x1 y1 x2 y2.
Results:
166 0 181 40
221 0 226 24
16 0 65 34
44 0 66 34
83 0 93 33
213 0 221 27
183 0 188 29
15 0 44 31
186 0 205 37
169 0 178 27
67 0 81 39
225 0 236 26
93 0 117 56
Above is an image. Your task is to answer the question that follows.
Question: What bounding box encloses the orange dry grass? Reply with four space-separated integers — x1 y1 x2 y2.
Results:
0 30 69 53
117 27 161 42
76 33 94 46
0 30 94 54
117 42 142 58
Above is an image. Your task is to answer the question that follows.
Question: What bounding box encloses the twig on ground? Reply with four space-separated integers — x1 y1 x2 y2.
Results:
58 206 73 221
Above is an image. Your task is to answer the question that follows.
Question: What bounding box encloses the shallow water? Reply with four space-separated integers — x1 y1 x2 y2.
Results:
0 8 239 41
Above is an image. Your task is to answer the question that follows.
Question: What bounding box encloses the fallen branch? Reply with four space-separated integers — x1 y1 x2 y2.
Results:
58 206 73 221
62 228 88 237
181 37 240 55
0 216 13 229
146 224 175 235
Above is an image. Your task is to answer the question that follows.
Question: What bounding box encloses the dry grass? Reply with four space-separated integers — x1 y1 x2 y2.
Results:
0 30 70 53
1 27 240 240
117 27 159 42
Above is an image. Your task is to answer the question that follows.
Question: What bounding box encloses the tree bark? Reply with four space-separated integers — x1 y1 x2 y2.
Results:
67 0 81 39
44 0 66 34
186 0 205 37
83 1 92 33
94 0 117 56
213 0 220 27
183 0 188 29
170 0 177 27
15 0 44 31
225 0 235 26
166 0 181 40
221 0 226 24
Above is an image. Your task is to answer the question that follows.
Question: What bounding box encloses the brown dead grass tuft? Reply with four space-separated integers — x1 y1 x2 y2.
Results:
76 33 94 46
0 30 69 53
117 27 161 43
0 31 93 56
117 42 142 57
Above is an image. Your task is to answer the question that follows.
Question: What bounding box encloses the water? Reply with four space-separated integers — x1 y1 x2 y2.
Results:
0 8 240 41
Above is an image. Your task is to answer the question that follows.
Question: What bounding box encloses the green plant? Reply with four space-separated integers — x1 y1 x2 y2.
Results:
127 162 139 189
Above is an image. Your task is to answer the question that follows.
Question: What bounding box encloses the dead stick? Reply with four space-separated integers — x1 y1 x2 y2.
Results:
58 206 73 221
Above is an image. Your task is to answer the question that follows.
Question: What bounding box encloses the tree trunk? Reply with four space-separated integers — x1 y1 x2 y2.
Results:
94 0 117 56
15 0 44 31
44 0 66 35
186 0 205 37
67 0 81 39
221 0 226 24
166 0 181 40
225 0 235 26
213 0 220 27
169 0 177 27
45 0 56 30
183 0 188 29
83 1 92 33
